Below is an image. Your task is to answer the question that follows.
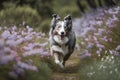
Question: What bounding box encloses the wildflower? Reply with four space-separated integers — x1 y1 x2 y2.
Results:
96 50 101 55
24 36 32 41
17 61 38 71
98 28 105 35
116 45 120 51
12 26 17 31
1 30 11 39
96 20 103 26
96 43 105 49
80 50 91 59
86 43 94 49
23 49 44 57
101 36 108 42
0 54 16 65
15 38 24 45
6 40 17 47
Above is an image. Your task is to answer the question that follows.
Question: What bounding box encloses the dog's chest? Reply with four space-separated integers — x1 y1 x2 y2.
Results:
61 45 68 55
53 35 69 45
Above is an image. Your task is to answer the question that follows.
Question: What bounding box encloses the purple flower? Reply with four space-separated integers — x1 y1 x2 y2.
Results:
116 45 120 51
87 43 94 49
0 54 16 65
4 47 11 53
96 20 103 26
15 38 24 45
96 43 105 49
24 36 32 41
11 26 17 31
80 50 91 59
93 36 97 41
101 36 108 42
96 50 101 55
98 28 105 35
41 51 50 57
23 49 44 57
108 8 120 15
1 30 11 39
17 61 38 71
6 40 17 47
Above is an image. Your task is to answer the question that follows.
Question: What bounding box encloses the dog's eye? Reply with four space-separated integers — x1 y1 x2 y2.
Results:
64 26 67 29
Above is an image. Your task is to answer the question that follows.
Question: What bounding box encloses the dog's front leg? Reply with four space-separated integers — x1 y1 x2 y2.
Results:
53 53 64 68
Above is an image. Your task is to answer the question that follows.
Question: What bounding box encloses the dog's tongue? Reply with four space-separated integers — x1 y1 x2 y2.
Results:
60 35 64 39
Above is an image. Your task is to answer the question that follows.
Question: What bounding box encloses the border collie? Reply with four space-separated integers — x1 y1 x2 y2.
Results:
49 14 76 68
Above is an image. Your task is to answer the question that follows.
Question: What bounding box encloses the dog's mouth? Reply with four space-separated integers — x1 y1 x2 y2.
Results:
60 35 65 40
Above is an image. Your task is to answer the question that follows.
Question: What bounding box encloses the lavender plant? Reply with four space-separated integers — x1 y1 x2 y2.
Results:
0 26 51 80
76 6 120 58
77 6 120 80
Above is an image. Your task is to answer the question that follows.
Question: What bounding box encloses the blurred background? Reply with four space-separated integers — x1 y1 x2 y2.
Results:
0 0 120 80
0 0 119 32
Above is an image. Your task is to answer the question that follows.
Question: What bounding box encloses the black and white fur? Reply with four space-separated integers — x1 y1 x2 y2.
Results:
49 14 76 68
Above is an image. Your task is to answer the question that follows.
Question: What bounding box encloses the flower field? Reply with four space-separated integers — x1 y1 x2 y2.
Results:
75 6 120 58
0 26 52 80
0 6 120 80
76 6 120 80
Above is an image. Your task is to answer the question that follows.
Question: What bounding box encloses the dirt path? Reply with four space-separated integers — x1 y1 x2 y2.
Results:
52 51 80 80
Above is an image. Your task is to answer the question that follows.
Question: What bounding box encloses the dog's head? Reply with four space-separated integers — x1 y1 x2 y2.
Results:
50 14 72 39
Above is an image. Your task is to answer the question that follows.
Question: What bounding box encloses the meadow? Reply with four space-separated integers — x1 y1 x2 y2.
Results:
0 2 120 80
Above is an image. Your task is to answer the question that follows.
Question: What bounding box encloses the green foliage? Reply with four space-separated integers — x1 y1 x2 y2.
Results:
78 56 120 80
40 57 63 72
34 0 53 18
0 2 41 28
57 6 79 17
39 19 50 33
53 1 79 17
25 62 52 80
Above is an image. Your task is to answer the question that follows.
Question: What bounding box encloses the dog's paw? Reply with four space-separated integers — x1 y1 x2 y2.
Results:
55 60 64 68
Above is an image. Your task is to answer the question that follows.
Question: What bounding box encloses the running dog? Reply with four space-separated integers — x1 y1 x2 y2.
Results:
49 14 76 68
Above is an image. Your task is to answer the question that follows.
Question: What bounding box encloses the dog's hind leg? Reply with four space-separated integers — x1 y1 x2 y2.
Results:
63 53 72 66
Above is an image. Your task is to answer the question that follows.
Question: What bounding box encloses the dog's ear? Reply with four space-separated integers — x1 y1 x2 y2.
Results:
51 14 60 29
64 15 72 21
64 15 72 30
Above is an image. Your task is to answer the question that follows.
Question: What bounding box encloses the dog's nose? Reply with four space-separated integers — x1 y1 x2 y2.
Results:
61 32 64 35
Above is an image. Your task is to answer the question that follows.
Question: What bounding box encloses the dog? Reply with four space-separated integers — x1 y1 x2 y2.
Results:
49 14 76 68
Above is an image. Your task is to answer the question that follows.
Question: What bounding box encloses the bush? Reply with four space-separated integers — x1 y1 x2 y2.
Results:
60 6 79 17
38 19 50 33
24 62 52 80
78 55 120 80
54 5 79 17
0 2 41 28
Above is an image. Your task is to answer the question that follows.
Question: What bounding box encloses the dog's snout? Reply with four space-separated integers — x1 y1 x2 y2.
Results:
61 32 64 35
